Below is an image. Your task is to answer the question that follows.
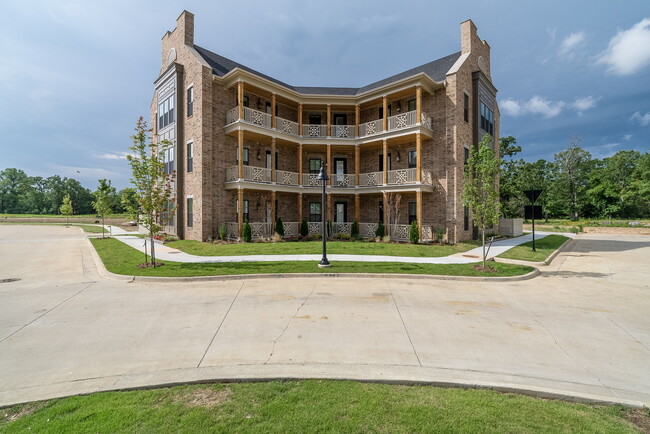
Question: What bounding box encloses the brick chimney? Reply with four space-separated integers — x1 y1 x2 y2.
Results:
176 10 194 46
460 19 477 55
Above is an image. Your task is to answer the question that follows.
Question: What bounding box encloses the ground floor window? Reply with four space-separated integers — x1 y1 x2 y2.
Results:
187 198 193 227
236 199 249 222
464 206 469 231
310 202 321 222
408 202 416 224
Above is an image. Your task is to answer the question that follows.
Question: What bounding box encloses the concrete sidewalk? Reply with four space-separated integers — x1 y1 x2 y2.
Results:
112 231 570 264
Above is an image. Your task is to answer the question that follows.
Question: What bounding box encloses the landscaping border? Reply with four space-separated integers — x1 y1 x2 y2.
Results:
493 236 577 267
86 238 540 283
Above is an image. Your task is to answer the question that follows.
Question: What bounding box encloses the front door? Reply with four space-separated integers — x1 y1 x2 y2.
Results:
334 158 346 185
335 202 347 223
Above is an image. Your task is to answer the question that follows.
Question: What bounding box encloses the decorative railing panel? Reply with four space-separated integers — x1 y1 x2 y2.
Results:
243 107 272 129
226 166 238 181
388 110 417 130
421 225 433 241
244 166 271 183
331 173 355 187
282 222 299 237
360 222 378 238
302 174 322 187
332 222 352 235
359 171 382 186
276 117 299 136
420 170 433 185
359 119 383 137
421 113 432 129
387 168 417 185
389 224 410 242
250 222 272 240
308 222 322 235
303 124 327 138
226 108 237 125
276 170 299 185
225 222 239 240
331 125 356 139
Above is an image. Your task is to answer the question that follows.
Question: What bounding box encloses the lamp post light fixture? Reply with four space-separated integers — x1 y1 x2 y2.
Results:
317 162 330 268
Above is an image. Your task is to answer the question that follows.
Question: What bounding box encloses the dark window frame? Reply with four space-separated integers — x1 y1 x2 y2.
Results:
407 99 416 112
309 202 322 222
407 150 417 169
187 86 193 117
309 158 322 174
463 93 469 122
187 142 193 173
186 197 193 227
408 201 417 224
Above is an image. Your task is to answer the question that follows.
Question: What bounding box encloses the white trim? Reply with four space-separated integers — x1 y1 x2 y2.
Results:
446 52 470 76
186 194 194 199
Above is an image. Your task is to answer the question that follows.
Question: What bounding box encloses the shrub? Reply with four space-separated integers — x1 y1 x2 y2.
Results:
351 221 359 239
308 233 322 241
275 217 284 237
337 232 351 240
242 220 252 242
219 224 226 240
436 227 445 243
409 221 419 244
375 221 385 238
300 220 309 237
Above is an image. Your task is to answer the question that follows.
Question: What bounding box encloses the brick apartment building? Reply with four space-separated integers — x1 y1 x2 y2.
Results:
152 11 499 243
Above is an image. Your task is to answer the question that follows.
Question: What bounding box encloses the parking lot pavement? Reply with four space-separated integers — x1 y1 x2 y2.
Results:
0 226 648 407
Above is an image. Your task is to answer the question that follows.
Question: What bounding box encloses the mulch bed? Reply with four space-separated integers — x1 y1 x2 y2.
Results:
136 262 165 268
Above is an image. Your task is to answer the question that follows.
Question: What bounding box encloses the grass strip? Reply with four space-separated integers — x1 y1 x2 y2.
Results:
2 381 645 433
91 237 533 277
166 239 482 257
498 234 570 262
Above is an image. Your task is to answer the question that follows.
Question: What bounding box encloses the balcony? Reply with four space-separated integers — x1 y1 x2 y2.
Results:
227 166 432 188
225 107 430 140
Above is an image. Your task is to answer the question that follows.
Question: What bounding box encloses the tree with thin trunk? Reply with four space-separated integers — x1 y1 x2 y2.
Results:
126 117 176 267
554 136 592 221
59 194 73 227
93 179 113 239
462 134 501 269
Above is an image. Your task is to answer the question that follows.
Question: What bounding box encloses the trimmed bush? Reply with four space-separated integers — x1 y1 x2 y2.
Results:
300 220 309 237
219 224 227 240
242 220 252 242
410 221 419 244
351 221 359 239
375 221 385 238
436 227 445 243
275 217 284 237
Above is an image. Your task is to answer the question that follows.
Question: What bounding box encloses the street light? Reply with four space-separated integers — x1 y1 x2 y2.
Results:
317 162 330 268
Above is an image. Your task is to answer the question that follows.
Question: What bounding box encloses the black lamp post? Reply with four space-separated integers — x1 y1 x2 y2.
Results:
317 162 330 268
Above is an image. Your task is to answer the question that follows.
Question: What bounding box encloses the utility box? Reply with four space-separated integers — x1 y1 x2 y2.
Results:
499 218 523 237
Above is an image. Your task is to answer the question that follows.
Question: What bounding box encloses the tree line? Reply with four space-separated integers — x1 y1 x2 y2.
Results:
0 168 138 216
500 136 650 220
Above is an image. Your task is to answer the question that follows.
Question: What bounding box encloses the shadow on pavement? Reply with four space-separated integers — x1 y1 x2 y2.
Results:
573 239 650 254
541 270 611 279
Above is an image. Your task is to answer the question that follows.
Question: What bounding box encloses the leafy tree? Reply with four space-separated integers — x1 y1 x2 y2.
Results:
93 179 113 238
462 134 501 268
59 194 74 226
627 152 650 218
375 221 385 238
498 137 527 218
119 188 140 222
127 117 176 267
275 217 284 237
554 137 592 221
0 168 30 213
409 220 419 244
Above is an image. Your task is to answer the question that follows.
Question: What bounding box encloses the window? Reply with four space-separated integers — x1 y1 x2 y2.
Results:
408 99 416 112
309 114 321 124
163 201 174 226
480 102 494 136
379 153 391 171
187 142 193 172
309 158 322 174
236 147 250 166
158 94 175 129
236 199 249 222
186 198 193 227
379 105 392 118
408 150 417 169
266 101 271 114
464 206 469 231
463 93 469 122
244 95 249 107
464 146 469 166
187 86 193 117
163 146 175 175
333 114 347 125
266 150 271 169
309 202 321 222
408 202 417 224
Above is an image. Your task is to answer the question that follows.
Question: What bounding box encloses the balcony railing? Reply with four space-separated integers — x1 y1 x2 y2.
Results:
226 107 431 138
303 124 327 138
330 173 355 187
359 171 382 186
386 168 433 185
302 173 322 187
276 116 299 136
276 170 299 185
359 119 383 137
331 125 356 139
226 165 271 183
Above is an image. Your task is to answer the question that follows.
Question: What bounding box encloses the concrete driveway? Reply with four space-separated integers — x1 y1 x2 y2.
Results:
0 225 648 407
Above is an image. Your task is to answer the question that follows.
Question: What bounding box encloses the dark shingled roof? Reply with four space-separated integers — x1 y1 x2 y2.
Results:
194 44 462 96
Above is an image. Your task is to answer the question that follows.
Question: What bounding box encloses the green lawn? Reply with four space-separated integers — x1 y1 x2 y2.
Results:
91 237 533 277
498 235 570 262
166 239 481 257
1 381 645 433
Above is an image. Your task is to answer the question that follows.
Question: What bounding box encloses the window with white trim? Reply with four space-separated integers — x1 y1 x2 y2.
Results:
187 86 193 117
187 142 193 172
186 197 193 227
158 94 174 129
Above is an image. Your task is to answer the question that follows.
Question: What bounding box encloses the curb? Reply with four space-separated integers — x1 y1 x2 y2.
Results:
493 236 577 267
86 238 539 283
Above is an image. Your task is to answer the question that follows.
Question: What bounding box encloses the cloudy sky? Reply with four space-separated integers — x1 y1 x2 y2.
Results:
1 0 649 190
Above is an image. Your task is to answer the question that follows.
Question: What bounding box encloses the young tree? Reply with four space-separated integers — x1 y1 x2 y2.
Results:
126 117 176 267
462 134 501 268
554 136 592 221
119 187 140 222
93 179 113 238
59 194 73 226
